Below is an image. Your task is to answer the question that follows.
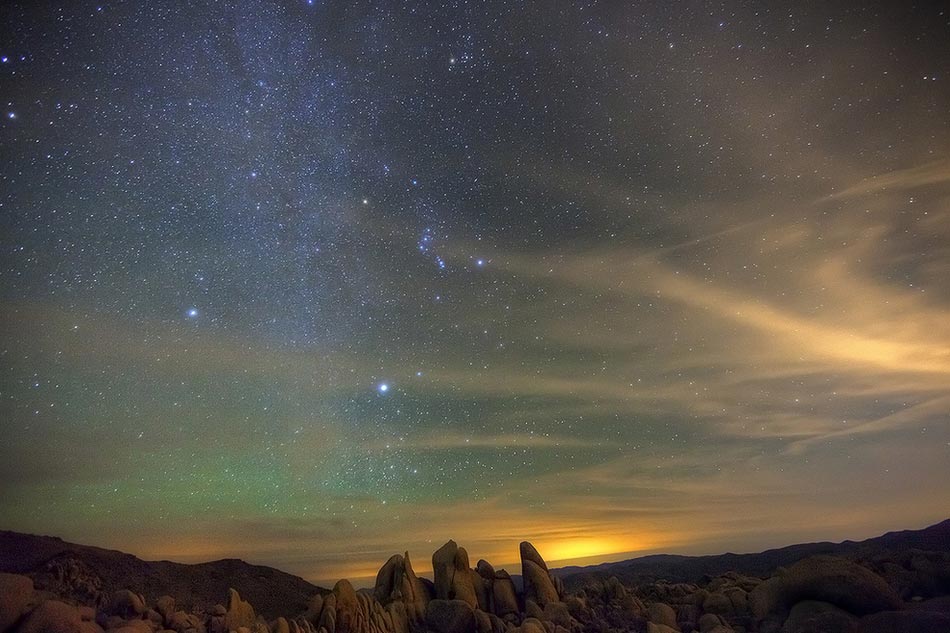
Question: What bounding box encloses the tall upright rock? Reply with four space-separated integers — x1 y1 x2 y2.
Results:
373 552 431 626
473 560 495 613
331 579 359 633
491 569 520 618
520 541 560 608
431 541 478 608
225 587 257 631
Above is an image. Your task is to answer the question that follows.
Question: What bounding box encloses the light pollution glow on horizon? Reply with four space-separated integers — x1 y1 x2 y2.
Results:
1 2 949 587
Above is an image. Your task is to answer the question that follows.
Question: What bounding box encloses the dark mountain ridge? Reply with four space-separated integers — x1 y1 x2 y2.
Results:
0 530 325 620
555 518 950 590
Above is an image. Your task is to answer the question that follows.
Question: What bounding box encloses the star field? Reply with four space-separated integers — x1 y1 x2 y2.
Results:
1 2 949 583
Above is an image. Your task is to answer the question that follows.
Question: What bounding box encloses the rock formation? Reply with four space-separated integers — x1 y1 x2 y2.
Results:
1 531 949 633
430 541 477 608
225 587 258 631
519 542 560 609
15 600 87 633
373 552 430 627
748 555 903 618
0 573 35 632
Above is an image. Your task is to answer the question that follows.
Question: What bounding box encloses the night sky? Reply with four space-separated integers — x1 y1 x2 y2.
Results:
1 2 949 584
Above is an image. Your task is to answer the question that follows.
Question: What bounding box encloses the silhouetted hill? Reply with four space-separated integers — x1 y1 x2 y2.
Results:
0 530 325 619
554 518 950 590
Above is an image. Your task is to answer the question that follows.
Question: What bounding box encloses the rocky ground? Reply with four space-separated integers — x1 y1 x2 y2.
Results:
1 523 949 633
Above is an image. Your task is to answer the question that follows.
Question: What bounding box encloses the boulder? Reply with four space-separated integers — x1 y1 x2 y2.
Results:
724 588 747 613
207 614 227 633
564 596 590 623
781 600 856 633
146 609 163 626
474 608 492 633
205 605 229 633
699 613 727 633
519 543 558 608
491 571 519 617
648 602 678 629
302 595 323 624
485 612 506 633
605 576 626 603
385 599 409 633
373 552 429 624
154 597 175 624
330 580 358 633
100 616 125 630
105 590 146 619
721 571 762 593
523 561 559 609
0 573 34 633
471 568 491 612
516 618 546 633
476 560 495 581
703 592 732 615
749 556 902 619
316 593 336 633
225 588 256 631
646 623 680 633
16 600 82 633
623 594 646 617
523 600 543 621
425 600 475 633
519 542 547 572
373 555 401 602
432 541 478 608
540 602 571 628
167 610 204 632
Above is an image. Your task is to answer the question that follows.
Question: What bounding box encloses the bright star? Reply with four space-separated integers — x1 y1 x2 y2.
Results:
377 382 389 393
7 112 15 120
476 259 484 267
186 308 198 318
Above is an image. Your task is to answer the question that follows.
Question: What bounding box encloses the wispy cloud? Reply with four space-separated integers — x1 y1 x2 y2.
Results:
826 159 950 199
363 431 602 452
